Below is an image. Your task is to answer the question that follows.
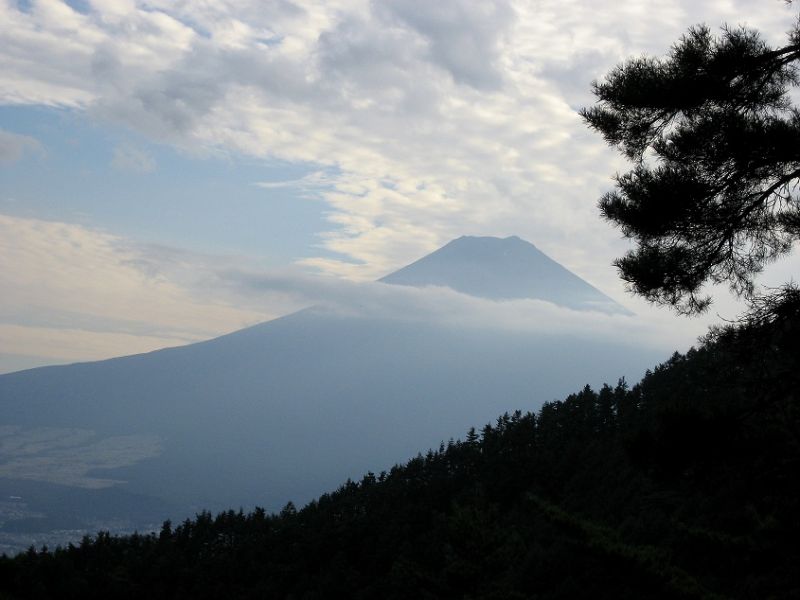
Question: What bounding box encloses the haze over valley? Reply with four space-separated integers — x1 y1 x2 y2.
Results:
0 235 663 552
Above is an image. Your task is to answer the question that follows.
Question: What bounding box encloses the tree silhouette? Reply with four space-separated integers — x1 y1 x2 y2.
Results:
582 22 800 315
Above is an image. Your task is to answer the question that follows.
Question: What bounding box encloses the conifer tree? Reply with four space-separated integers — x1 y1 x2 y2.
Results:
582 20 800 316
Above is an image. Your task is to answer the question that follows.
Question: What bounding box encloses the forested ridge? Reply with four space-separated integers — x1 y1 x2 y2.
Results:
1 302 798 599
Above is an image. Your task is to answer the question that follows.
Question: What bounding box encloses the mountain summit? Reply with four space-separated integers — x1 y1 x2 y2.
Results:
382 235 629 314
0 235 650 552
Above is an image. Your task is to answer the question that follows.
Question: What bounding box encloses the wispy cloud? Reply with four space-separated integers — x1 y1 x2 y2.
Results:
4 211 793 371
254 170 335 190
0 212 716 372
111 143 156 172
0 1 796 369
218 265 710 353
1 0 794 287
0 128 43 163
0 214 284 368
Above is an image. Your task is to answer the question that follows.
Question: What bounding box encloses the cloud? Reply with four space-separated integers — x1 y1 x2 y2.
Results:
0 211 720 375
8 209 796 374
0 128 43 163
254 170 335 190
219 264 710 353
0 323 198 363
0 0 796 311
376 0 514 90
0 213 288 368
111 143 156 172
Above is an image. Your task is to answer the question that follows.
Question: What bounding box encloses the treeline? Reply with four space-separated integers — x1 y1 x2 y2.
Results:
1 310 798 599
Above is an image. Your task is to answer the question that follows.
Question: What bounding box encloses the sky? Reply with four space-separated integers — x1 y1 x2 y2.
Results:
1 0 798 373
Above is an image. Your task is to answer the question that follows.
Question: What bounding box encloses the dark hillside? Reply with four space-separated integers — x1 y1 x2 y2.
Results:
0 235 651 532
1 306 798 599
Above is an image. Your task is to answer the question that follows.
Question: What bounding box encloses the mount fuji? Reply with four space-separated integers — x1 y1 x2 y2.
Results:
0 236 658 551
383 235 630 313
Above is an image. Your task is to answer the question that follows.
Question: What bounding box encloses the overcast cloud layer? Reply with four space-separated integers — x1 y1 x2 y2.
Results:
1 0 798 367
0 212 764 373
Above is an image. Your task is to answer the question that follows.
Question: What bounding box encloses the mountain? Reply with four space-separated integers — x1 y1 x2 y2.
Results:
3 309 798 598
0 236 655 552
382 235 630 313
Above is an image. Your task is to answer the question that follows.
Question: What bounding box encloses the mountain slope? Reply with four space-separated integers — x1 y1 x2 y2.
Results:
2 307 797 599
0 236 652 548
382 235 629 313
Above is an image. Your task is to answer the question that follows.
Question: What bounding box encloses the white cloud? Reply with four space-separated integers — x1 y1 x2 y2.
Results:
0 0 797 357
213 261 718 354
0 323 194 363
6 209 795 372
0 212 717 374
0 213 288 368
254 170 335 190
376 0 514 90
0 128 43 163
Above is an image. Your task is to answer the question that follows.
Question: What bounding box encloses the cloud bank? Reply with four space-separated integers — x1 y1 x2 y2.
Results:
0 213 720 373
1 0 795 282
0 214 281 369
1 1 797 366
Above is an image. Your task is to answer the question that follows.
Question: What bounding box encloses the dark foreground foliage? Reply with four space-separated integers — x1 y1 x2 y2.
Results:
582 22 800 317
1 309 798 599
